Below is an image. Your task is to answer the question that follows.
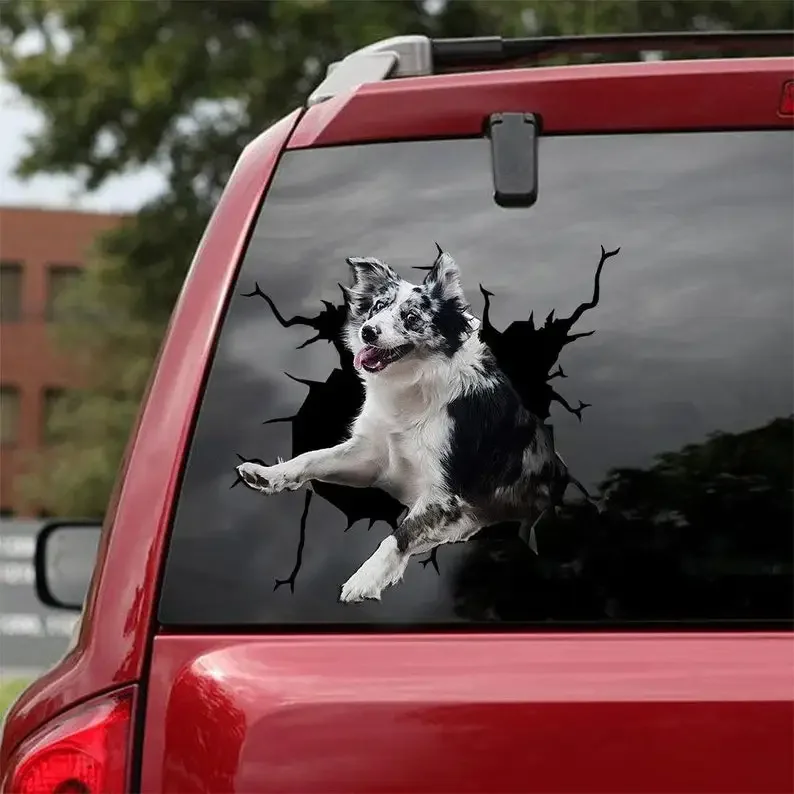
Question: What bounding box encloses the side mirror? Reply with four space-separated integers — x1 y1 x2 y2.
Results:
34 521 103 611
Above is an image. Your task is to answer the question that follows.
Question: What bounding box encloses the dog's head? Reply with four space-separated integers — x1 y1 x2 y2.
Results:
342 245 474 375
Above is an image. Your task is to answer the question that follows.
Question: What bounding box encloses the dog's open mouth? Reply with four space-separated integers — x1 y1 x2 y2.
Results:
354 343 414 373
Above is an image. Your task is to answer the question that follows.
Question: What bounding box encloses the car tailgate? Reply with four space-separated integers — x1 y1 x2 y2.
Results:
138 632 793 793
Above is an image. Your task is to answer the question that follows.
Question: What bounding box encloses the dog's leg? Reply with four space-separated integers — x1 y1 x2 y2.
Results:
236 437 382 495
339 497 479 603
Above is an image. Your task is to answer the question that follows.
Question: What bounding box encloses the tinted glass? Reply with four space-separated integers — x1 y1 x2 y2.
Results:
159 131 793 627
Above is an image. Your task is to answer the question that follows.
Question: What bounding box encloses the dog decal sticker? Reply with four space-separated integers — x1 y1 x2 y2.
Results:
234 243 620 601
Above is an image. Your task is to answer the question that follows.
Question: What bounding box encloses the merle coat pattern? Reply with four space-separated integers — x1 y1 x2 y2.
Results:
236 246 589 602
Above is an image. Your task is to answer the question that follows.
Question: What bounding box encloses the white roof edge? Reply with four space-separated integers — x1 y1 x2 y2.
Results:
307 35 433 107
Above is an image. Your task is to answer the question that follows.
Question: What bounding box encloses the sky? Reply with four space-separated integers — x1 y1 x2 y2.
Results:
0 76 165 213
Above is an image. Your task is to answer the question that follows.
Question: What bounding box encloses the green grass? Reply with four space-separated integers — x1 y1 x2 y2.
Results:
0 679 31 723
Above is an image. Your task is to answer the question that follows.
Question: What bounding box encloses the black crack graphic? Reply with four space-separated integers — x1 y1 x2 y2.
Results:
238 244 619 589
242 282 350 358
479 245 620 422
273 489 313 593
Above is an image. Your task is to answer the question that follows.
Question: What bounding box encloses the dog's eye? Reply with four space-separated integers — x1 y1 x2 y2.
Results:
404 311 421 328
372 299 386 313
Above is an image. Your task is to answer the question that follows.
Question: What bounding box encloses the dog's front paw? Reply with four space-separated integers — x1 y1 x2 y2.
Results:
236 461 302 495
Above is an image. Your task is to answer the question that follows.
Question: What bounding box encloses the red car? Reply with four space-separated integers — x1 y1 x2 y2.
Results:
2 31 793 794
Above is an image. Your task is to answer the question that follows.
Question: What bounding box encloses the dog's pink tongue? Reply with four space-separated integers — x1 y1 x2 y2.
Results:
354 346 381 371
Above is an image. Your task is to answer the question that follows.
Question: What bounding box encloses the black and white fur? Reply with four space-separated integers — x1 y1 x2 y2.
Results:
237 246 588 602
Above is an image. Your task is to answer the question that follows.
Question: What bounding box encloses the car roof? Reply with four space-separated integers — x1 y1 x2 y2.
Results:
307 31 793 105
289 56 794 148
290 31 792 147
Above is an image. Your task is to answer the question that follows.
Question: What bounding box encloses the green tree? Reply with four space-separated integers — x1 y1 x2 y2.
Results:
1 0 790 516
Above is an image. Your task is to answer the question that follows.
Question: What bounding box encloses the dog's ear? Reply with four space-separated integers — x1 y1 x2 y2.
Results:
423 244 464 302
346 257 399 292
344 256 399 324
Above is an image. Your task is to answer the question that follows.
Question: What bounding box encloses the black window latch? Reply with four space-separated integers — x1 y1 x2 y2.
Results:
488 112 539 209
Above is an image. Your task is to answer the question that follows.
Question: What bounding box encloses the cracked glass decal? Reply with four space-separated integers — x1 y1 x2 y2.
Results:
233 244 619 601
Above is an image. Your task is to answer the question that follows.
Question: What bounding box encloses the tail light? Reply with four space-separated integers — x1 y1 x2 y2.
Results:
1 689 133 794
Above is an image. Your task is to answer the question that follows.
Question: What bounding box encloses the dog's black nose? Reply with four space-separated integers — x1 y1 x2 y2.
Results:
361 324 379 343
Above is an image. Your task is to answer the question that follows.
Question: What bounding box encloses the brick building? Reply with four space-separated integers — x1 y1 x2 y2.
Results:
0 207 123 516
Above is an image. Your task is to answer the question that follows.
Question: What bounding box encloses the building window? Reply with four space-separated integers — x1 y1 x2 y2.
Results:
42 388 67 445
46 264 82 322
0 262 23 322
0 386 21 446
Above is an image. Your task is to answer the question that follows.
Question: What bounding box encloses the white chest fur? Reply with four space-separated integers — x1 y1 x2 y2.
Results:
354 381 453 507
349 334 490 508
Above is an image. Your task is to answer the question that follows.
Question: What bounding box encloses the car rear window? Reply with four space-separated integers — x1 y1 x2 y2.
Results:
158 130 793 628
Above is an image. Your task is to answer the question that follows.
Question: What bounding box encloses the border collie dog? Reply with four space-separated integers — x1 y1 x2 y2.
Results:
237 245 587 602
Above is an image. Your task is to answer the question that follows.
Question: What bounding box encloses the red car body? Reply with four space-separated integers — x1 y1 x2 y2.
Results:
2 53 793 794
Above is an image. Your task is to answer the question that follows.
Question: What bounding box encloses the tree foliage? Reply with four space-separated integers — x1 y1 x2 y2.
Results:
451 416 793 622
1 0 790 515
